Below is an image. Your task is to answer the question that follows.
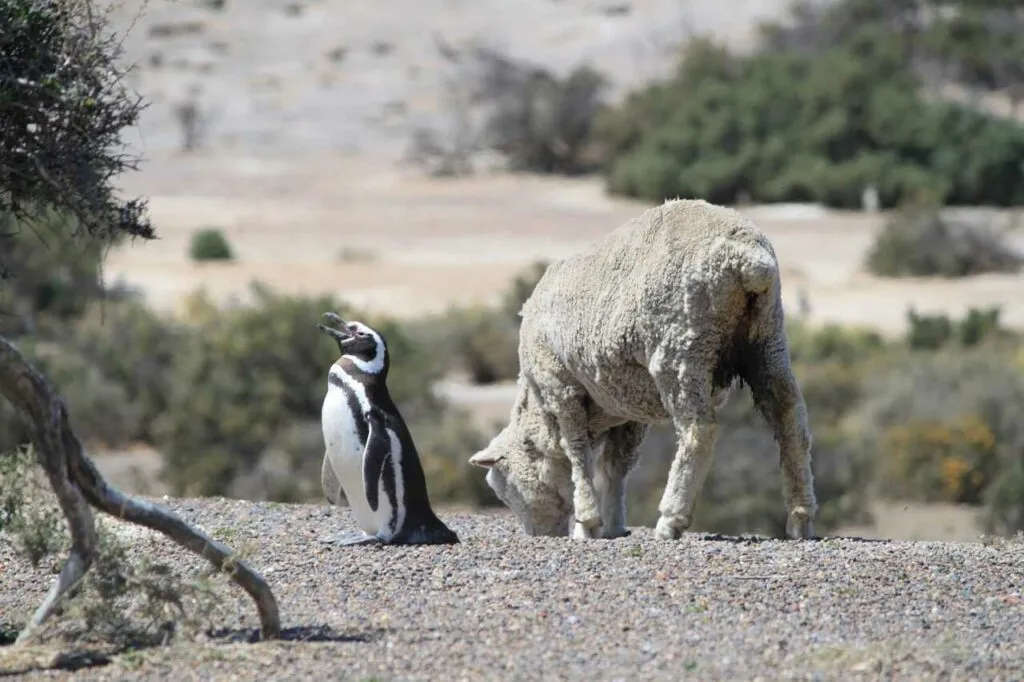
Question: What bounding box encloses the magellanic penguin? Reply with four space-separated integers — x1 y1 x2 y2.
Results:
316 312 459 546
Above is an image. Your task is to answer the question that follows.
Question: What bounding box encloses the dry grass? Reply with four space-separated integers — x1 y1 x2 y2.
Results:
0 448 246 667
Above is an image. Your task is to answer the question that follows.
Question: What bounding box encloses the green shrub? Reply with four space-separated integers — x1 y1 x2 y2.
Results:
154 286 354 495
153 284 449 497
0 446 65 566
1 445 225 647
435 305 521 384
414 406 498 507
188 227 234 262
865 203 1023 278
905 309 955 350
880 409 999 503
0 209 108 337
595 2 1024 209
231 420 325 503
904 306 1015 351
422 261 548 384
500 260 548 319
785 320 887 365
70 299 182 442
982 458 1024 536
879 414 999 504
0 338 140 453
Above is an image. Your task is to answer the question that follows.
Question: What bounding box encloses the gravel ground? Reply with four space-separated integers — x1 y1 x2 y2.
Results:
2 497 1023 681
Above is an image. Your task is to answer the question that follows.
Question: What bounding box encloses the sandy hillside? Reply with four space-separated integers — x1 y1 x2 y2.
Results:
101 0 812 157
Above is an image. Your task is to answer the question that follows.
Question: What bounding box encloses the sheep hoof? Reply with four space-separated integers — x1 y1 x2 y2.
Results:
786 508 815 539
655 516 686 540
571 521 598 540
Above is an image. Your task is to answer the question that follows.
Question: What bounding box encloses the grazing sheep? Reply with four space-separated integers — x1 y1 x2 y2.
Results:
469 198 817 541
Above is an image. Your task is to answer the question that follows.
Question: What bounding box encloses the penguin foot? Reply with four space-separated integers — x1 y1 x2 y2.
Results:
390 521 460 546
319 532 382 546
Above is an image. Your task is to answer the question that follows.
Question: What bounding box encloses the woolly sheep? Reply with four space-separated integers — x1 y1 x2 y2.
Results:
468 198 818 541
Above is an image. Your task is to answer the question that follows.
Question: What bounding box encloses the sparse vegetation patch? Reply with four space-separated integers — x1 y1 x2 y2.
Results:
189 228 235 262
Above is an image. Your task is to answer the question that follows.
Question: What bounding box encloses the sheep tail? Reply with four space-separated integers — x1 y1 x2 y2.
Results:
735 240 779 295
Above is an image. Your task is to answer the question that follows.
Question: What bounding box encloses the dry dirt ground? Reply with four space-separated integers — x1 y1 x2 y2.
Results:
2 498 1023 681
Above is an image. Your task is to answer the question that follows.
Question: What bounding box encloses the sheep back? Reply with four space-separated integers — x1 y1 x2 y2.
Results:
517 198 786 424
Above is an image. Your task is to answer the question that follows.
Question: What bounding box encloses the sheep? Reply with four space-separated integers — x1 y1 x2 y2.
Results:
468 198 817 541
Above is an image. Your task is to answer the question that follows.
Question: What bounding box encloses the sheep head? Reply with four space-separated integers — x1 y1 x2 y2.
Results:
469 428 572 537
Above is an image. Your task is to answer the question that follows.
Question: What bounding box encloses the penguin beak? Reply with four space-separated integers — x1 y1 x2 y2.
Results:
317 312 354 344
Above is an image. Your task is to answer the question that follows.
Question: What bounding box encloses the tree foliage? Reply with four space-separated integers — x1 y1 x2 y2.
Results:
0 0 153 283
0 0 280 643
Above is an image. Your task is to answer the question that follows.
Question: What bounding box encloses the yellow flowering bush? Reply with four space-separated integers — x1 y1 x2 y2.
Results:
879 414 997 504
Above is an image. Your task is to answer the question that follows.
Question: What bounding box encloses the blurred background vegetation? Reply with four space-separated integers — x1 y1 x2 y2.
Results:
2 210 1023 538
3 0 1024 540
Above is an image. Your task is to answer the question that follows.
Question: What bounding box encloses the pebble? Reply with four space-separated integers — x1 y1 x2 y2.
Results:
1 498 1022 680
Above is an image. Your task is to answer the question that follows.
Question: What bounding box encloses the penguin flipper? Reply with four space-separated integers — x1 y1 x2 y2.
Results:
321 454 349 507
362 407 392 513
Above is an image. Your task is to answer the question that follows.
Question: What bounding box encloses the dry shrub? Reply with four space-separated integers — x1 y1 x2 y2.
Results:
878 415 998 504
866 203 1023 278
407 42 608 176
0 446 235 653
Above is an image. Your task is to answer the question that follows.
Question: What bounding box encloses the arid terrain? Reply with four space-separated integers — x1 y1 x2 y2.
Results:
84 0 1023 330
75 0 1024 546
3 1 1024 678
106 150 1024 331
2 499 1023 681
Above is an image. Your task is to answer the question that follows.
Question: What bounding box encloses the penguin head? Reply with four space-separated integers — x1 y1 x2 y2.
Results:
318 312 389 375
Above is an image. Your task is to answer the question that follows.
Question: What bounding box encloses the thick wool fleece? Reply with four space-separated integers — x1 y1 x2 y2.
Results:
471 198 818 542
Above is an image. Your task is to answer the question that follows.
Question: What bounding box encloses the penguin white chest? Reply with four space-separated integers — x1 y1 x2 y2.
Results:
321 381 397 535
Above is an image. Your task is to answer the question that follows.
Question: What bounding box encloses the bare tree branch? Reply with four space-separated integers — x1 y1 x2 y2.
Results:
0 336 282 644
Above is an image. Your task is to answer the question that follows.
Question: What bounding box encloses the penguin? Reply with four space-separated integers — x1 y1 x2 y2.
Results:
315 312 459 546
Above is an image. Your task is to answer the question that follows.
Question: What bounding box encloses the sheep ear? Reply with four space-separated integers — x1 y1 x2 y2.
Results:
469 450 504 469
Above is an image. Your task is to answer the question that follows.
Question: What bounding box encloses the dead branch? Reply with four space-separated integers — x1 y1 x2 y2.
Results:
0 335 281 645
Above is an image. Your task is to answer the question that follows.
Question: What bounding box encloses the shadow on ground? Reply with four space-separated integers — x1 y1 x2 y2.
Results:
0 624 377 676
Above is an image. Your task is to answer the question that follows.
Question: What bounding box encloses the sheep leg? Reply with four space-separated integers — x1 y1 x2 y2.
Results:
653 369 718 540
555 404 602 540
594 422 647 539
749 347 818 539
